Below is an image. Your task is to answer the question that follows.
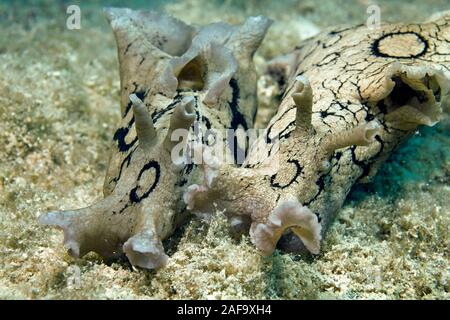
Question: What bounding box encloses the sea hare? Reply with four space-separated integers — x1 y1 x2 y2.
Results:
39 8 449 269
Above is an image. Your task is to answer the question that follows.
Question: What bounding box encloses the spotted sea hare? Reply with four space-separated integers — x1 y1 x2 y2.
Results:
39 8 449 269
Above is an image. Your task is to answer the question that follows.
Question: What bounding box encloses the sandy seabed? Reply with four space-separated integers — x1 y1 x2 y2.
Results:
0 0 448 299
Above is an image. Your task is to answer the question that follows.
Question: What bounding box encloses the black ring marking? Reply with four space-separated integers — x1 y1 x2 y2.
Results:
371 31 428 59
270 159 303 189
129 160 161 203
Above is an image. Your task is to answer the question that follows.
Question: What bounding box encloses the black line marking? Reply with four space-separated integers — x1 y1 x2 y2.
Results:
124 42 133 54
304 174 326 207
151 91 184 123
109 146 138 185
278 120 296 140
228 78 248 130
228 78 249 164
113 122 138 153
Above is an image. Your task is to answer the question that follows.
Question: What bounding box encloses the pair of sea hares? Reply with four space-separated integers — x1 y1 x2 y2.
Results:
39 8 450 269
